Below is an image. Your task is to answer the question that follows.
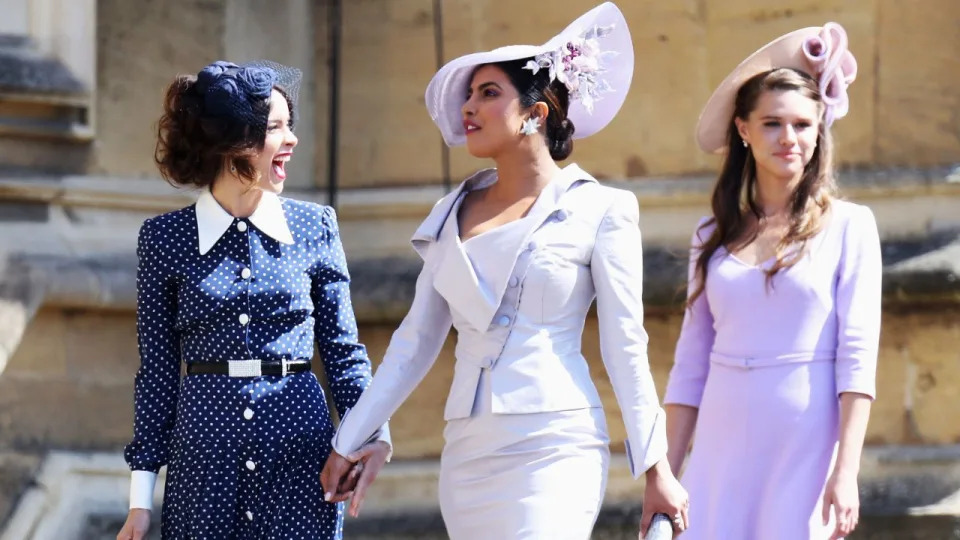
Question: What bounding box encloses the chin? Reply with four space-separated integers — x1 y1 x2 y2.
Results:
784 165 806 179
762 163 803 182
258 179 284 194
465 140 496 159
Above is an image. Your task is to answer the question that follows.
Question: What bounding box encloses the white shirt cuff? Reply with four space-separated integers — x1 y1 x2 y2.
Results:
130 470 158 510
376 423 393 462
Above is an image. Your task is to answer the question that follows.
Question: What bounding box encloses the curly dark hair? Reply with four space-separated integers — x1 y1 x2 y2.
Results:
154 77 293 188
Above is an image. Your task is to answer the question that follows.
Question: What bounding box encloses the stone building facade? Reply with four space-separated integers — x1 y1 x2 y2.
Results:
1 0 959 537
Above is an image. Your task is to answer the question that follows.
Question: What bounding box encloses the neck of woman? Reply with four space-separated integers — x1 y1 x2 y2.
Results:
489 144 561 202
753 168 802 217
211 174 263 217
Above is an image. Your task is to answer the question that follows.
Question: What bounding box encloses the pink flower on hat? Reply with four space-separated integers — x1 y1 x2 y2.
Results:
801 22 858 126
523 24 617 113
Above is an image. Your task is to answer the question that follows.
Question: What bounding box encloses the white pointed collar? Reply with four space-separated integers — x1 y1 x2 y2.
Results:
195 189 295 255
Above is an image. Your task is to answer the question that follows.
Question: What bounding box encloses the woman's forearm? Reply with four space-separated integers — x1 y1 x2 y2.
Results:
834 392 873 476
665 404 699 475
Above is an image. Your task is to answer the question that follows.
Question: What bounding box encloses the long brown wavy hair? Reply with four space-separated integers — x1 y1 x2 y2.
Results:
688 68 838 307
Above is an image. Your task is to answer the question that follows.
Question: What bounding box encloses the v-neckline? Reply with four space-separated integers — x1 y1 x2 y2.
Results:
721 206 838 270
455 185 545 245
724 248 777 270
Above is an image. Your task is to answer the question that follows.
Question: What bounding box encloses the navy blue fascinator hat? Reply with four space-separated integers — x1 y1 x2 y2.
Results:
193 60 302 129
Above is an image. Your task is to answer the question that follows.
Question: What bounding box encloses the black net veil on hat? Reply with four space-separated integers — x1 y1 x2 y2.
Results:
241 60 303 127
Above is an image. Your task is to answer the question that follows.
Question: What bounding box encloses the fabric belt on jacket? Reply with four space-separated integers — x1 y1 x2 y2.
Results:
186 359 311 377
709 351 835 370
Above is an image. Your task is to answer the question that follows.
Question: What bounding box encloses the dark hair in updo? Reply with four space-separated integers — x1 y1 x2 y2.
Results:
154 77 294 188
483 58 576 161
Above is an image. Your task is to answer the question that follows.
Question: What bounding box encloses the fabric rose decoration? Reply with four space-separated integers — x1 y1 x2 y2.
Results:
802 22 858 126
523 24 616 113
194 60 279 125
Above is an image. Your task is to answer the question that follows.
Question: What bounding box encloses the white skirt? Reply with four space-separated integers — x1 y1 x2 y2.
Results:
439 370 610 539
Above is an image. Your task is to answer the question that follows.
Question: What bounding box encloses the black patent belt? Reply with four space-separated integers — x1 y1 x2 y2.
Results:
186 359 311 377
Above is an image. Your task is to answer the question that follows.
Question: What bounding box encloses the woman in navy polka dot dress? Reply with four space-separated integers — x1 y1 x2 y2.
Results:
116 61 391 540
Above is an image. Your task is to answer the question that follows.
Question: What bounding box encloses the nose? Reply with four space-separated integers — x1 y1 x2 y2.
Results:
285 127 298 149
461 96 476 118
780 124 797 145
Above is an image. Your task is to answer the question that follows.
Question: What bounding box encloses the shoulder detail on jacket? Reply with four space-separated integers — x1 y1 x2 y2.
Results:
593 185 639 221
281 197 340 237
137 216 156 245
281 197 331 218
146 204 194 231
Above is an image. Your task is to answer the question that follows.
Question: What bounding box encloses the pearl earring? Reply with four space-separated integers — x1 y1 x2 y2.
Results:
742 140 749 148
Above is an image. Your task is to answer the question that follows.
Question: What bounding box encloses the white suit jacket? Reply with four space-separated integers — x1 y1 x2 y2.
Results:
333 163 667 476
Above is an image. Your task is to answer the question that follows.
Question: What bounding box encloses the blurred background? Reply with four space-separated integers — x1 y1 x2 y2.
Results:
0 1 959 538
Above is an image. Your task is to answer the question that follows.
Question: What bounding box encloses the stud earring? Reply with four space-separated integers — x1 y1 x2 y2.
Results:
742 140 749 148
521 117 541 136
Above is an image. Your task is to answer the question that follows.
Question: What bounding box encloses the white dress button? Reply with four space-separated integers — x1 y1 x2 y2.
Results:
246 460 256 471
555 209 569 221
509 276 519 288
241 267 252 279
243 408 254 420
527 241 538 251
237 221 248 232
245 510 254 521
497 315 511 327
239 313 250 325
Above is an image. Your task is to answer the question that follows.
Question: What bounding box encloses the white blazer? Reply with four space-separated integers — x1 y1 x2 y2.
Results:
333 163 666 476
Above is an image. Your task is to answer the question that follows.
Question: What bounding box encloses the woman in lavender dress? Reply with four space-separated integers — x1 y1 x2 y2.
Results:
664 23 880 540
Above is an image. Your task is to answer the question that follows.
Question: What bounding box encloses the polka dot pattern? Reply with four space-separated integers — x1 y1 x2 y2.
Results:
124 199 373 539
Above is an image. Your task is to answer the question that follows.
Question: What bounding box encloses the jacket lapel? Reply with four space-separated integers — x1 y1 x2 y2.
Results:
410 169 497 260
409 164 597 331
469 163 597 324
431 199 501 331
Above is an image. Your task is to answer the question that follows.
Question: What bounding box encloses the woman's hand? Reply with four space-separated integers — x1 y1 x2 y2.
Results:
640 459 690 537
343 441 391 517
116 508 151 540
822 468 860 539
320 441 391 517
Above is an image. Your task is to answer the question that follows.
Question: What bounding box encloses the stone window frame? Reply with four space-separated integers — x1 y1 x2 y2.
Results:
0 0 97 141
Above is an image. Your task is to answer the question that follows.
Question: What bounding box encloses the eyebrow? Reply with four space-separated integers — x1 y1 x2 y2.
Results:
468 81 502 94
760 115 814 122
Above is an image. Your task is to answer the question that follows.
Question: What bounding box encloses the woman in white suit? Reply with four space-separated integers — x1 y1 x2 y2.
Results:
321 3 688 538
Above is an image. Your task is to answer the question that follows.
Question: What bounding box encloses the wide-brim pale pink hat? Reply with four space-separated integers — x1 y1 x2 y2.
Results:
425 2 633 147
696 22 858 154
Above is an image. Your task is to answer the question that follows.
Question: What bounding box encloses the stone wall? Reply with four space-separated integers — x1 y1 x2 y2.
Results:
2 0 960 532
3 1 959 189
327 0 960 188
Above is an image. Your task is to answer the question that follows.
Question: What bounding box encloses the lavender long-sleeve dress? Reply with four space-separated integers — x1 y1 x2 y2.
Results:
665 200 881 539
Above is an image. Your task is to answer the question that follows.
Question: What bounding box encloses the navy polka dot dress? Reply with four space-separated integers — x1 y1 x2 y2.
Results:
124 195 375 539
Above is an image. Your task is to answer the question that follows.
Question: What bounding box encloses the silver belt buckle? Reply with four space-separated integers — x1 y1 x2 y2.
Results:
228 359 262 378
281 358 289 377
